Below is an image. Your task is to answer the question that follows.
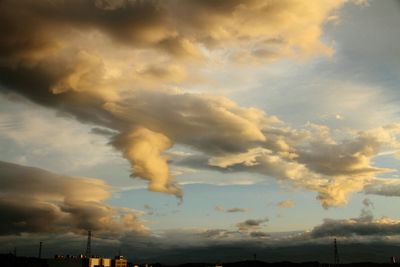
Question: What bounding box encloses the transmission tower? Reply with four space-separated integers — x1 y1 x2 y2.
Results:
86 230 92 257
334 238 340 265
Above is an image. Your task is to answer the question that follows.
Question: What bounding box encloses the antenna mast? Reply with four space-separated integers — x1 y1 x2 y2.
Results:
86 230 92 257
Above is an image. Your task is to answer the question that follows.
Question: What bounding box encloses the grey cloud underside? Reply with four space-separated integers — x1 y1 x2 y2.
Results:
0 161 147 236
309 216 400 238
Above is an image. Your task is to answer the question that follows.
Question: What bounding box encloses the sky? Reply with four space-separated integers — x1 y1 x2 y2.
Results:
1 0 400 264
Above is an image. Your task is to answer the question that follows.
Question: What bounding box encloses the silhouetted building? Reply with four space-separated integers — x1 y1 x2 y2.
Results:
0 253 47 267
48 255 86 267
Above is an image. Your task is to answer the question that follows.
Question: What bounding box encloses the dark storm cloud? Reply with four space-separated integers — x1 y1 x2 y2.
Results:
0 161 148 236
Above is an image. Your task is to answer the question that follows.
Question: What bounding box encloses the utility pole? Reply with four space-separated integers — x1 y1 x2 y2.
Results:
38 241 42 259
334 238 340 265
86 230 91 257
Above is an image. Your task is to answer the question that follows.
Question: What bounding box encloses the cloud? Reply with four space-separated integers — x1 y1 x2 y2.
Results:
364 178 400 197
172 0 345 60
1 0 397 209
5 219 400 262
298 124 400 177
90 127 118 137
0 0 346 63
214 205 249 213
305 205 400 240
0 96 119 172
299 124 400 207
309 215 400 238
0 161 148 236
209 124 400 208
227 208 249 213
236 218 269 232
362 198 374 208
249 231 270 239
202 229 236 240
277 200 295 209
112 127 182 198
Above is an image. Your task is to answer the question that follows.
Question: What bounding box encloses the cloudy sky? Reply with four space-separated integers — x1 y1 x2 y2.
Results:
1 0 400 263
